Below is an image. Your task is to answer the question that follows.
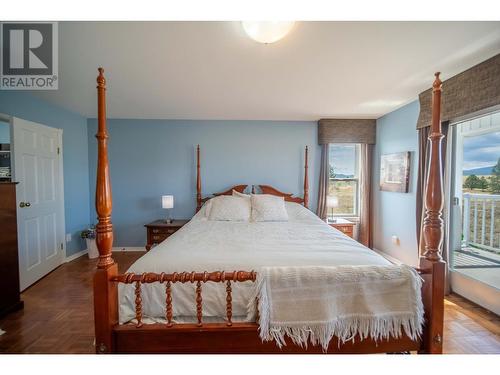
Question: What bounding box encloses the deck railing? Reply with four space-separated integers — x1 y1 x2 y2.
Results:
463 193 500 252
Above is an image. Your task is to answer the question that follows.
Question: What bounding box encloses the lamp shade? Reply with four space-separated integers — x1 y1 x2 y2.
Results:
162 195 174 209
326 196 339 208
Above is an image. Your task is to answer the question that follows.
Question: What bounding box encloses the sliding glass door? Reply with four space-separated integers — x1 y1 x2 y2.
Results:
448 111 500 315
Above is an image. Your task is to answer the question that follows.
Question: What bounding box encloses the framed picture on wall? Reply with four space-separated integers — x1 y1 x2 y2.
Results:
380 152 411 193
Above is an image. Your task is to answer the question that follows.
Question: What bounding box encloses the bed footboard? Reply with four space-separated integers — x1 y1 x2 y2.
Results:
97 266 428 354
112 324 421 354
112 271 257 328
102 268 425 354
94 265 118 353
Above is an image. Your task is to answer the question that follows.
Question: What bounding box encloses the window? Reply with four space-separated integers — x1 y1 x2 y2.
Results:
328 144 360 218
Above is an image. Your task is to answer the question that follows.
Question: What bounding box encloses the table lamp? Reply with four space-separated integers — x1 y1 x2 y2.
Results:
162 195 174 223
326 195 339 223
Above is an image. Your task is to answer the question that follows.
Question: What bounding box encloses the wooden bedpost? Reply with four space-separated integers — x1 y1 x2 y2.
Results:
419 72 446 354
196 145 202 212
423 72 445 263
95 67 114 270
304 146 309 208
93 67 118 354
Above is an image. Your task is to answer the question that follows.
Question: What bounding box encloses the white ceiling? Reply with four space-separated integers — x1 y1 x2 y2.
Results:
34 21 500 121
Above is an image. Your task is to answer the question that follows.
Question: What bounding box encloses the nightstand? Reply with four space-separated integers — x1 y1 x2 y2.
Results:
328 218 355 239
145 219 189 251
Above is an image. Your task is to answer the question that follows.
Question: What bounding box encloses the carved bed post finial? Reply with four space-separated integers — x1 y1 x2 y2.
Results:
95 67 114 268
196 145 202 212
422 72 444 262
304 146 309 208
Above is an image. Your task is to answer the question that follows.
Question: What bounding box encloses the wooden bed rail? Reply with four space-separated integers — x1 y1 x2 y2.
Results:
112 271 257 328
112 270 257 284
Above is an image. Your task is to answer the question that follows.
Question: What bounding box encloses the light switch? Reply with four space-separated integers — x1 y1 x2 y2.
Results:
66 233 72 243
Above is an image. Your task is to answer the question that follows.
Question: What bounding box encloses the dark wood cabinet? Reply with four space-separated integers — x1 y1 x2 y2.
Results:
144 219 189 251
0 182 23 317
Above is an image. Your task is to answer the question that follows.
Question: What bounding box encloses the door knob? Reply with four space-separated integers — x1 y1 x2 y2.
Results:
19 202 31 208
25 202 31 207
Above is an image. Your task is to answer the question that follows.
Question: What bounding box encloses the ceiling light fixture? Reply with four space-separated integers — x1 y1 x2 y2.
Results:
242 21 295 44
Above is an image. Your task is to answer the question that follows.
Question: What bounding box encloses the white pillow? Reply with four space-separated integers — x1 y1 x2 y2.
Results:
232 189 251 200
202 198 213 218
203 191 248 219
208 195 251 221
251 194 289 222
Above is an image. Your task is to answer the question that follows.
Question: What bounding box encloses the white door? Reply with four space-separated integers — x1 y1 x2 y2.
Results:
12 117 65 291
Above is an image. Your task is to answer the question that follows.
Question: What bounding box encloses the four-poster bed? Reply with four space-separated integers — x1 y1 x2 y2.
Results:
92 68 446 354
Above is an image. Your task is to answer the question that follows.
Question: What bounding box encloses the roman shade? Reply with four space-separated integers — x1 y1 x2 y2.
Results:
318 119 376 145
416 53 500 129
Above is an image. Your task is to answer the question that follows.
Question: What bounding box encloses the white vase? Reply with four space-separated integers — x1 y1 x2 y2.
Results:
86 238 99 259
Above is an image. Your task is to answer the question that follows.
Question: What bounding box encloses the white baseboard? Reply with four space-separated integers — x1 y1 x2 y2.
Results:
372 248 403 265
64 247 144 263
112 247 146 252
65 249 88 263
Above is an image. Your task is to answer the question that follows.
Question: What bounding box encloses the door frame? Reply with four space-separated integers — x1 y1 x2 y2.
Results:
3 113 67 285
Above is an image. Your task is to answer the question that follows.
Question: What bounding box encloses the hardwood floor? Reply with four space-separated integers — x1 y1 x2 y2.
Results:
0 252 499 354
0 252 139 354
444 294 500 353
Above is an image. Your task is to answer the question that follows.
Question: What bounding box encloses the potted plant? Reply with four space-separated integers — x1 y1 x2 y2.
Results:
81 225 98 259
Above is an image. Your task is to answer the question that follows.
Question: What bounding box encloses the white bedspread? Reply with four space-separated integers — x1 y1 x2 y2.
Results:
118 202 391 324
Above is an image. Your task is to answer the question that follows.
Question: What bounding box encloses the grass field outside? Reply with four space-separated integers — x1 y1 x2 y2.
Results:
462 175 494 194
328 179 358 217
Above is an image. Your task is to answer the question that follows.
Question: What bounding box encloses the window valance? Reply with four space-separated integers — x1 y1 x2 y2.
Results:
318 119 376 145
417 54 500 129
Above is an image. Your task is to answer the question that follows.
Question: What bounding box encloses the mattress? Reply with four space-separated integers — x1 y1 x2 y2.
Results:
118 202 390 324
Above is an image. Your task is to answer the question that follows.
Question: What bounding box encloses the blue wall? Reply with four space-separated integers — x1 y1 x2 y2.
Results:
1 91 320 253
1 90 425 262
372 100 420 266
0 91 422 259
0 92 90 255
87 119 319 247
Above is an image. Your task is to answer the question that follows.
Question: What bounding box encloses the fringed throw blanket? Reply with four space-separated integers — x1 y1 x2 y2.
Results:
248 264 424 351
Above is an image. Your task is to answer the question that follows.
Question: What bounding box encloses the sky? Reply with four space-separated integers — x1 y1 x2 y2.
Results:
328 128 500 175
463 131 500 171
329 144 356 177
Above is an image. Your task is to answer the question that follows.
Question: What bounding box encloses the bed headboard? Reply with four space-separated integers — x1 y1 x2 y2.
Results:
257 185 306 205
195 145 309 211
